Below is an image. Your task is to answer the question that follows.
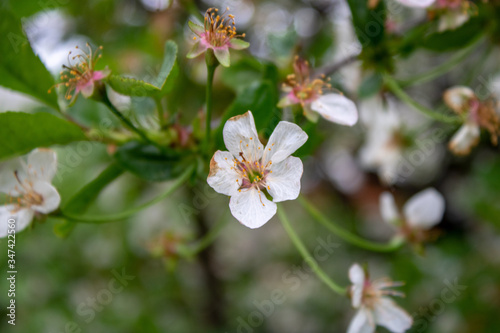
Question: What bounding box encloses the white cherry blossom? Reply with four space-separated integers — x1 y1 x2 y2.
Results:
0 149 60 237
444 86 500 155
395 0 436 8
207 111 307 228
347 263 413 333
379 188 445 242
278 57 358 126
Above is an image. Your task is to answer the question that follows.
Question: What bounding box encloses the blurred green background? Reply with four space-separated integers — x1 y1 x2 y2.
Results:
1 0 500 332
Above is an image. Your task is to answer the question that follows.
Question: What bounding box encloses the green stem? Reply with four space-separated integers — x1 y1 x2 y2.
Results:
60 165 194 223
102 93 159 147
397 45 476 88
384 75 460 124
205 50 218 155
278 206 347 296
298 196 404 253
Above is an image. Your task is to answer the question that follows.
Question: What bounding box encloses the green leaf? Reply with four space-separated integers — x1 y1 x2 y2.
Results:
108 40 178 97
0 112 87 161
215 80 278 150
0 7 59 110
114 142 196 182
62 163 124 215
419 17 483 52
346 0 386 47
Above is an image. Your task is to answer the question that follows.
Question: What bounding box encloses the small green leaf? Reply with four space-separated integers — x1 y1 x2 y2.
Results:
114 142 196 182
0 7 59 110
62 163 124 215
0 112 87 161
419 17 483 52
108 40 178 97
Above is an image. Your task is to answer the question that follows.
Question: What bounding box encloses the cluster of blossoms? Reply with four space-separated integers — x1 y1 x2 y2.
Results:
0 149 60 237
278 57 358 127
49 43 110 104
444 86 500 155
187 7 250 67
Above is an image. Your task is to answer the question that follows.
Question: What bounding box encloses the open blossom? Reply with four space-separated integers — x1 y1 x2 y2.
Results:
207 111 307 228
0 149 60 237
278 57 358 126
359 98 406 184
347 263 413 333
187 7 250 67
380 188 445 244
49 43 110 104
444 86 500 155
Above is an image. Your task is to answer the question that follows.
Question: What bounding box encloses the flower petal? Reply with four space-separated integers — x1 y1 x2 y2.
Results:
443 86 475 114
374 298 413 333
438 12 470 32
347 308 375 333
207 150 241 197
266 156 303 202
380 192 400 225
349 263 365 308
0 205 34 238
395 0 435 8
79 80 95 98
223 111 263 160
214 47 230 67
229 38 250 50
30 181 61 214
310 93 358 126
448 123 480 156
188 21 204 36
229 189 277 229
263 121 308 165
0 159 24 196
403 188 445 230
26 148 58 182
186 41 207 59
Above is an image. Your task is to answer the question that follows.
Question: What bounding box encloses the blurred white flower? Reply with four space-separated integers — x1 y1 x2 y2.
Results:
380 188 445 242
347 263 413 333
359 98 404 184
0 149 60 237
207 111 307 228
278 57 358 126
395 0 435 8
435 0 473 32
444 86 500 155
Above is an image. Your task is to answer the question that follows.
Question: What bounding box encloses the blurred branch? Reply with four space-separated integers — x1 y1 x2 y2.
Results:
59 165 195 223
298 196 405 253
318 55 359 77
278 206 347 296
384 75 461 124
398 38 482 88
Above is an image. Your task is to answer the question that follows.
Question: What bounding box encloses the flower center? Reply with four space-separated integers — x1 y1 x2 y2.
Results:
9 171 44 210
203 7 244 48
361 279 404 308
283 57 332 105
48 43 103 101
